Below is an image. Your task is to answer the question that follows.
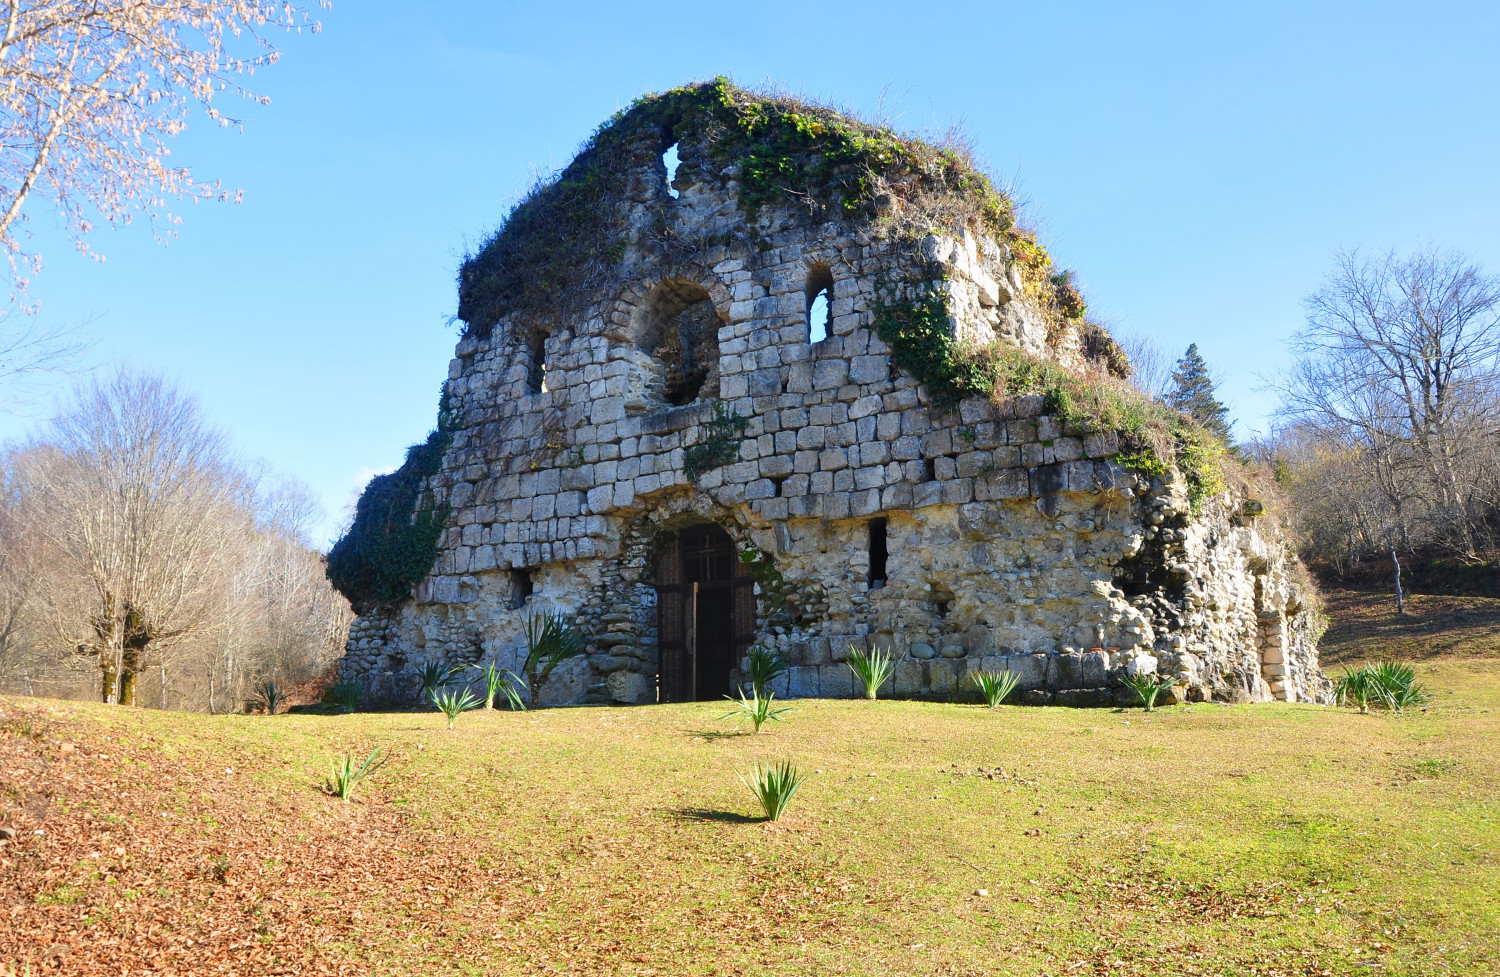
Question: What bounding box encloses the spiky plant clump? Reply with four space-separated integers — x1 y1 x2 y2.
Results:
329 677 364 713
325 748 387 803
255 678 286 716
721 688 792 734
1121 673 1174 712
1337 661 1429 715
417 661 463 702
522 610 585 704
1369 661 1430 714
473 662 530 711
430 687 481 730
744 645 788 698
1334 666 1379 714
740 759 805 822
846 646 894 700
970 669 1021 708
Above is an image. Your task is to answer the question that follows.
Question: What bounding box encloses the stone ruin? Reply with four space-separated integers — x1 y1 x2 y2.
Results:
332 80 1330 708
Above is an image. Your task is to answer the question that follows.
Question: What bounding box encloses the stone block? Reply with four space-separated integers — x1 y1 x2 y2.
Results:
606 670 652 704
787 666 820 699
1055 687 1112 708
892 660 923 696
819 664 854 698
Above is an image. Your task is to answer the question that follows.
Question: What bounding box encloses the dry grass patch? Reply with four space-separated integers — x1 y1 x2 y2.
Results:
1 656 1498 975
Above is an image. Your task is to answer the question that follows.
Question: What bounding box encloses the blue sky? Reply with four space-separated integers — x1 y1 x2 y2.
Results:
6 1 1499 545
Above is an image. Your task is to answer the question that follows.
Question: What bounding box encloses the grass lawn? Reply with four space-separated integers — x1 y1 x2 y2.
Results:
3 610 1498 974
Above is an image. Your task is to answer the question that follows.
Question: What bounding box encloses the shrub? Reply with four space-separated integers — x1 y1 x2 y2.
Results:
721 688 792 733
328 677 364 713
970 669 1020 708
325 398 455 614
473 662 528 711
1334 666 1379 713
744 645 788 697
417 661 463 702
325 748 387 803
522 610 585 705
1337 661 1429 715
430 686 481 730
739 759 805 821
847 646 894 700
254 678 286 716
1368 661 1430 714
1121 673 1174 712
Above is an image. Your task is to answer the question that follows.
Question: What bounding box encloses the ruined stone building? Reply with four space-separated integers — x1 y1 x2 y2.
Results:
330 80 1329 708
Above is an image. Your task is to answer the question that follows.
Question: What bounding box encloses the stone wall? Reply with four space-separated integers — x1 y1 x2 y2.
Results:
336 90 1329 709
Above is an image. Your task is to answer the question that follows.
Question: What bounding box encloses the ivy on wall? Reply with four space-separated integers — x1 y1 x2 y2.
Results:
326 395 456 613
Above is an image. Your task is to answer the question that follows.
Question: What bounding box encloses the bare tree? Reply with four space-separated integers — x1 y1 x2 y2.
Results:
0 0 324 279
1280 247 1500 560
0 1 322 406
1115 329 1172 400
14 371 251 703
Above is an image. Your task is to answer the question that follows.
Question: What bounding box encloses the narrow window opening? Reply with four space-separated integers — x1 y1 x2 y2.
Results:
922 458 936 483
662 142 681 199
525 331 548 394
770 474 789 496
508 568 534 610
868 517 888 590
805 265 834 344
931 583 955 619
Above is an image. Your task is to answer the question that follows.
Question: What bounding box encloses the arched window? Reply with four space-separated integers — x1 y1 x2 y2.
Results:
637 280 723 405
662 142 681 199
805 265 834 343
525 330 547 394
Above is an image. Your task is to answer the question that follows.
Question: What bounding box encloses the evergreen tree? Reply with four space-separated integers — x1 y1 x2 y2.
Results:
1166 344 1233 442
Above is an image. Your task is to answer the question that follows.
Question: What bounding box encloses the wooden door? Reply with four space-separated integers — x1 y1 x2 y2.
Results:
655 534 689 703
732 551 758 664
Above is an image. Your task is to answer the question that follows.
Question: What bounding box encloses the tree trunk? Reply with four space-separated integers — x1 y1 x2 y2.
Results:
1389 536 1406 617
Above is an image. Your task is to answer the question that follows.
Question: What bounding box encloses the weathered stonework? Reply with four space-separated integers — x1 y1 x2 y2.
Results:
336 85 1329 708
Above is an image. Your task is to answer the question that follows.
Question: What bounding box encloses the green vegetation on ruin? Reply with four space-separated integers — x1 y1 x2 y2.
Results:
456 77 1067 335
869 279 1229 512
326 393 456 613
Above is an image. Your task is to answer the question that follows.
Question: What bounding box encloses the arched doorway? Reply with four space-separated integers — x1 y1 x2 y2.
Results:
654 523 756 701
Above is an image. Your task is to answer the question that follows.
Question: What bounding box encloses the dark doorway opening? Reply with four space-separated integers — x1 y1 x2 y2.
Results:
654 523 756 702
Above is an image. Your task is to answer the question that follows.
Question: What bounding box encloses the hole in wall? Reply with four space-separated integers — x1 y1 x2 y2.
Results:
662 142 681 199
508 568 535 610
770 474 789 497
805 264 834 344
638 280 723 405
868 517 888 589
525 330 548 394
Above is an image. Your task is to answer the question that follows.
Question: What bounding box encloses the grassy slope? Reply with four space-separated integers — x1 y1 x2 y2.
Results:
3 604 1498 975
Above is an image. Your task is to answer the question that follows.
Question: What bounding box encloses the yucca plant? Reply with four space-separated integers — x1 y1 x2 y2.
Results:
430 686 481 729
1369 660 1429 714
1337 661 1429 714
329 677 364 713
472 662 528 711
417 661 463 702
325 748 387 803
522 610 585 705
721 688 792 733
744 645 789 697
254 678 286 716
970 669 1021 708
1121 673 1174 712
740 759 805 821
846 645 894 700
1334 665 1380 713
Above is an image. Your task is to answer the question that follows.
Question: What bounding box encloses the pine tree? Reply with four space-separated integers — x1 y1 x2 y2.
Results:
1166 344 1232 442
